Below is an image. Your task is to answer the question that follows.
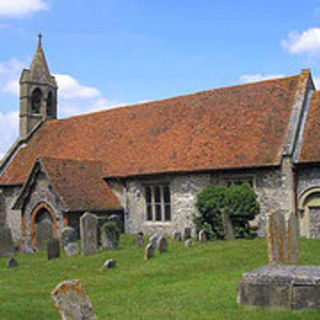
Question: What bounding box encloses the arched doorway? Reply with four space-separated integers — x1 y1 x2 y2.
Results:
298 187 320 239
30 202 58 249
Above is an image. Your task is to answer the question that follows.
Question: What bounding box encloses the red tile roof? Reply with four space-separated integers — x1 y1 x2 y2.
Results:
299 91 320 164
0 74 301 185
41 157 121 211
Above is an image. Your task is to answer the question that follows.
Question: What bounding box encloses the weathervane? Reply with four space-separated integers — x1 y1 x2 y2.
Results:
38 33 42 45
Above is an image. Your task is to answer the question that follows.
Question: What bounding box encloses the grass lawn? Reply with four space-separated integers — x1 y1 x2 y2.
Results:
0 236 320 319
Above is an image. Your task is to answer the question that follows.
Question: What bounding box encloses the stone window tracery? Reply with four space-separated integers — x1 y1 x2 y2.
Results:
145 184 171 222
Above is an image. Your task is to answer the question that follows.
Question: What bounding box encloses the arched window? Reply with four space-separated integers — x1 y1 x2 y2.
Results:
31 88 43 113
47 91 54 116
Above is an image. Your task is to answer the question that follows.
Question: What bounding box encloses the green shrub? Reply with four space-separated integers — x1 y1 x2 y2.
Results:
193 183 260 239
101 221 121 240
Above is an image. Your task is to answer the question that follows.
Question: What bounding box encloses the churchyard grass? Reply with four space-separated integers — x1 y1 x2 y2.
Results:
0 236 320 319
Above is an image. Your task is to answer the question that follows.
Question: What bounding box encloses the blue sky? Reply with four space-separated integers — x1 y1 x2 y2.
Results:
1 0 320 157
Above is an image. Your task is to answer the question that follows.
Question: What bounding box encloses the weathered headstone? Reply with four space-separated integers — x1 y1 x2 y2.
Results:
80 212 98 256
185 238 193 247
64 242 79 257
157 236 168 254
61 227 78 247
103 259 116 270
267 210 287 263
222 212 234 240
51 280 97 320
149 233 159 249
0 192 6 227
198 229 207 243
101 231 119 250
21 237 34 254
47 238 61 261
0 226 14 257
36 219 53 251
172 231 182 241
144 243 154 260
7 256 18 268
286 211 300 264
183 227 191 240
135 232 144 247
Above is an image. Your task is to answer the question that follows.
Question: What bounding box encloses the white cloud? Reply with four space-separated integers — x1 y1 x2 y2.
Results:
0 58 25 95
55 74 101 99
240 74 285 83
0 0 48 17
281 28 320 54
0 111 19 158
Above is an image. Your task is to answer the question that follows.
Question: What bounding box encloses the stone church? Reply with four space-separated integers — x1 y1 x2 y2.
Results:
1 37 320 248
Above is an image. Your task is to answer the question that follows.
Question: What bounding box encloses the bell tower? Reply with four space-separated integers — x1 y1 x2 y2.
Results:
19 34 58 137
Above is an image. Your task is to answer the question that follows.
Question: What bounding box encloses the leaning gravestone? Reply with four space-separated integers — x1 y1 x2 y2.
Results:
222 212 234 240
144 243 154 260
183 227 191 240
157 236 168 254
61 227 78 247
172 231 182 241
7 256 18 268
65 242 79 257
185 238 193 247
149 233 159 249
47 238 61 261
51 280 97 320
286 211 300 264
80 212 98 256
135 232 144 247
198 229 207 243
267 210 287 263
36 219 53 251
0 226 14 257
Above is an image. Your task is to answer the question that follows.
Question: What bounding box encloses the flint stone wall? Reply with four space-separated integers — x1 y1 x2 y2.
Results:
119 166 293 237
0 186 21 242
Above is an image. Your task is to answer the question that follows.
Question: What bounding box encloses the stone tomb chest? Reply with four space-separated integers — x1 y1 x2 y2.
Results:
237 264 320 310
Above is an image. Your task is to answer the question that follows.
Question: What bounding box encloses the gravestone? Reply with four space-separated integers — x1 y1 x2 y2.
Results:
185 238 193 247
64 242 79 257
0 226 14 257
21 237 34 254
286 211 300 264
135 233 144 247
101 231 119 250
144 243 154 260
7 257 18 268
183 227 191 240
47 238 61 260
157 236 168 254
80 212 98 256
267 210 287 263
36 219 53 251
172 231 182 241
103 259 116 270
149 234 159 249
198 229 207 243
51 280 97 320
0 192 6 227
61 227 78 247
222 212 234 240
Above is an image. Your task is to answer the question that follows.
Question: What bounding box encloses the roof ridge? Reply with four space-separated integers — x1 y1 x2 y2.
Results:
55 74 300 123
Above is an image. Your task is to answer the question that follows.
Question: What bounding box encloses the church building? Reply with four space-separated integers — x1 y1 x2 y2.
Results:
1 37 320 247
